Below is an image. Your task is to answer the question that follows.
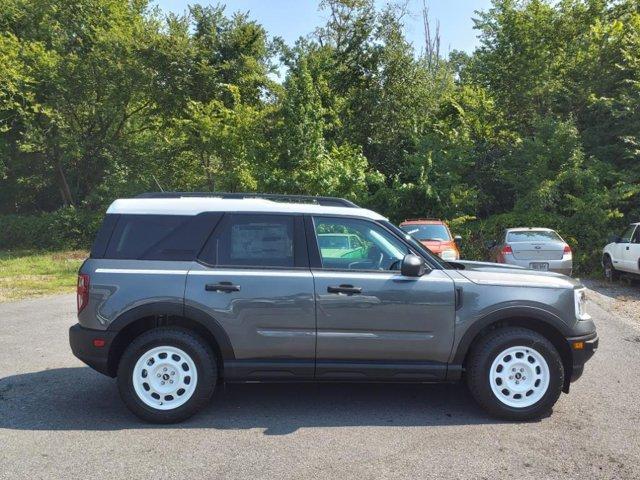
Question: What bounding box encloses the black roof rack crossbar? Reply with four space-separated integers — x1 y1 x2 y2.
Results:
135 192 359 208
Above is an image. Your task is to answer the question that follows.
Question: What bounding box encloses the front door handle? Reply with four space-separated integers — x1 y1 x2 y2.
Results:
626 246 630 250
205 282 240 293
327 284 362 295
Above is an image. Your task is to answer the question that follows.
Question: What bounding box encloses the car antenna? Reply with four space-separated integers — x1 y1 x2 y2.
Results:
151 174 164 192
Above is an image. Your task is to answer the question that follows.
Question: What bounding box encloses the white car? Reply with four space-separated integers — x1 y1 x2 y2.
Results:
602 222 640 280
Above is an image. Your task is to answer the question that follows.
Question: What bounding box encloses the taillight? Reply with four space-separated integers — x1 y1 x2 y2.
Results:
501 245 513 254
77 274 90 313
563 244 572 256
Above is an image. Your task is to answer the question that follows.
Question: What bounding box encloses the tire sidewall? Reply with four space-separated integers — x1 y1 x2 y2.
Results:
473 332 564 419
117 329 216 423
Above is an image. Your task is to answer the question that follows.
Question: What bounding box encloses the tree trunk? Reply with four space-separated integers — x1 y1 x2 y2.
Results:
55 159 74 207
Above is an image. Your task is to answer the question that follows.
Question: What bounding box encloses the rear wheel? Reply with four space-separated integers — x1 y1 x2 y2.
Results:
117 327 217 423
603 255 620 282
466 327 564 420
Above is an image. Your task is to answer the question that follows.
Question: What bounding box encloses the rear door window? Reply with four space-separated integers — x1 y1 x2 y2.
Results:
199 214 301 268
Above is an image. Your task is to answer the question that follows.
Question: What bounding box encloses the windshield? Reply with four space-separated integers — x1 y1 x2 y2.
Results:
381 220 448 269
400 224 451 242
507 230 562 242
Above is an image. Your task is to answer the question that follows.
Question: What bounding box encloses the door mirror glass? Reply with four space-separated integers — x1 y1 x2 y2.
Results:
401 254 427 277
454 235 462 248
609 234 621 244
485 240 497 250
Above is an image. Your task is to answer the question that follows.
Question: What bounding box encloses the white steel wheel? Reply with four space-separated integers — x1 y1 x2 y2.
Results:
489 345 550 408
132 346 198 410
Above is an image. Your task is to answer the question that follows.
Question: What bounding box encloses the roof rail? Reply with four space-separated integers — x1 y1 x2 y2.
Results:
135 192 359 208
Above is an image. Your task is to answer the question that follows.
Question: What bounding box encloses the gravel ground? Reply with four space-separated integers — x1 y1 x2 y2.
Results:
582 277 640 330
0 288 639 480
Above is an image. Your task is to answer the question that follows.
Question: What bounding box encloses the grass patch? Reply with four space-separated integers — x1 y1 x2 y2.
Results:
0 250 87 302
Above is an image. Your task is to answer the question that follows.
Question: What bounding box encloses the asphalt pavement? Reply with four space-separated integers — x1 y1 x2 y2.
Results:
0 290 639 480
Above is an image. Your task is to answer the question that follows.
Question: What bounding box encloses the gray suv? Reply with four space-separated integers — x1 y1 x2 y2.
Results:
70 193 598 423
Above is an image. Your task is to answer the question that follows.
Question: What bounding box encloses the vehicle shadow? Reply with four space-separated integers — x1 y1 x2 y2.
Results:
0 367 523 434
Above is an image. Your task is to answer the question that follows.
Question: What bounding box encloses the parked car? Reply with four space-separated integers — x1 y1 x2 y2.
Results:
70 193 597 423
602 222 640 280
317 233 365 259
399 219 461 261
488 228 573 276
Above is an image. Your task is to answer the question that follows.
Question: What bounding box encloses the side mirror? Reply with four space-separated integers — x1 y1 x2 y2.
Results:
609 234 621 244
454 235 462 248
401 254 427 277
485 240 497 250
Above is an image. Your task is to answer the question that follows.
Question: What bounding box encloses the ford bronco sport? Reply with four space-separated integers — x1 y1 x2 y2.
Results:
70 193 598 423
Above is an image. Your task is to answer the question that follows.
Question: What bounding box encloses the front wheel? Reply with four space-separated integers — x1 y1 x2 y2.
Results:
603 255 620 282
466 327 564 420
117 327 217 423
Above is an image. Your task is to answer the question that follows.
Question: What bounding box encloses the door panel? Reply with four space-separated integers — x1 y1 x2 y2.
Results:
616 225 636 272
625 227 640 273
185 268 316 378
186 213 315 380
313 269 456 380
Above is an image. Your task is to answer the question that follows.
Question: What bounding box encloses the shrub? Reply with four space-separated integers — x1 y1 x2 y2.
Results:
0 208 103 250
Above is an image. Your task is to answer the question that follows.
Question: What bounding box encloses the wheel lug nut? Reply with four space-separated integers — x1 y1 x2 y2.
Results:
515 381 519 384
161 381 165 385
171 371 175 375
157 374 161 377
163 368 167 372
169 380 173 384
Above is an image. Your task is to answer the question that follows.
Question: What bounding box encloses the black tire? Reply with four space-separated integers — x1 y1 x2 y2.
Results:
466 327 564 421
117 327 217 423
603 255 620 282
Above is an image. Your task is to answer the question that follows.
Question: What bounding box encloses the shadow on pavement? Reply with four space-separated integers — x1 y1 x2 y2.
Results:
0 367 516 434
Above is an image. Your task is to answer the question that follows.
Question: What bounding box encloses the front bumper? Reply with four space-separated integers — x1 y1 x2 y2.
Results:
69 324 117 377
567 332 598 383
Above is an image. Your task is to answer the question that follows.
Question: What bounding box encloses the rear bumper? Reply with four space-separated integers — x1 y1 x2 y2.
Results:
69 324 116 377
504 257 572 276
567 332 598 383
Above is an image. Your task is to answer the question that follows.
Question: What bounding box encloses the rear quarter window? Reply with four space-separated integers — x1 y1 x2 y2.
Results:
104 213 221 261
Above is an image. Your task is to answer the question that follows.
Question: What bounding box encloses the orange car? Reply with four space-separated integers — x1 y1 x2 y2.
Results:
399 219 461 261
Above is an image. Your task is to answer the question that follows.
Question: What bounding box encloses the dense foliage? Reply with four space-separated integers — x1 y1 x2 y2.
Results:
1 0 638 272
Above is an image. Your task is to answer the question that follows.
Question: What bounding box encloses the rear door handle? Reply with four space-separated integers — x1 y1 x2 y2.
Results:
205 282 240 293
327 284 362 295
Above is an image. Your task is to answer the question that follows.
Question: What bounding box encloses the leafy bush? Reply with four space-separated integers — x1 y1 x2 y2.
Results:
0 208 103 250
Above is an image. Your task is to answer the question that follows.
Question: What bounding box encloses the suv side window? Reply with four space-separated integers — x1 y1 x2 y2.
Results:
631 226 640 244
312 216 408 271
200 214 299 268
104 213 221 261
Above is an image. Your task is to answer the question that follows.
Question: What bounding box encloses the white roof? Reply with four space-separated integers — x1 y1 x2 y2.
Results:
107 197 386 221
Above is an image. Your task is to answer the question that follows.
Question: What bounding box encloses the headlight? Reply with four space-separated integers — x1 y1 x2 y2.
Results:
574 288 590 320
440 249 458 261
